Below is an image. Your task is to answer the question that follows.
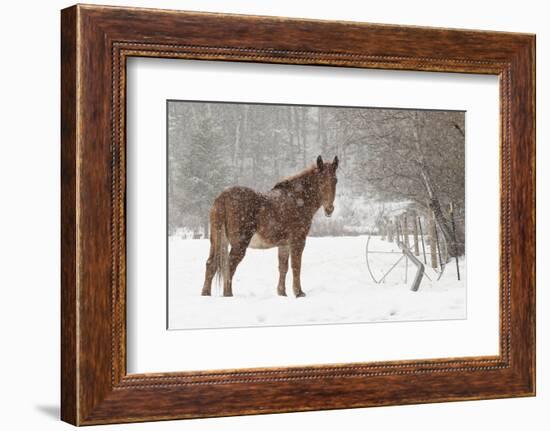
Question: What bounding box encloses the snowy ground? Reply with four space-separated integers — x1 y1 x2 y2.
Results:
168 235 466 329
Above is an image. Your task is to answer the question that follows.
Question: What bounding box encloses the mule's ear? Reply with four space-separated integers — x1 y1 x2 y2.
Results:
316 155 324 171
333 156 339 170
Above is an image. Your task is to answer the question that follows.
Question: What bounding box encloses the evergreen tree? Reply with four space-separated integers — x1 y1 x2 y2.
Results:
179 116 230 237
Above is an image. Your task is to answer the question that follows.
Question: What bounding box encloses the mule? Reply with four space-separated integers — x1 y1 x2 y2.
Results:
201 155 339 298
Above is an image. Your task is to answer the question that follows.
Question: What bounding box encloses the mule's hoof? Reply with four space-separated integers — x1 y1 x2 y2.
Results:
223 292 233 297
295 291 306 298
201 291 211 296
277 291 287 297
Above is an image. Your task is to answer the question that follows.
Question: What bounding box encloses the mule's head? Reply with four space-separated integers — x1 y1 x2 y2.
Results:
316 155 339 217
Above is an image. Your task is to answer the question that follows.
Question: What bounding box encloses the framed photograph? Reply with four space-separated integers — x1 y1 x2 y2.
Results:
165 100 467 330
61 4 535 425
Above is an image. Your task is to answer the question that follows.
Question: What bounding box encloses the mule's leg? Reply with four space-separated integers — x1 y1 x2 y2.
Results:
201 240 217 296
290 240 306 298
224 244 247 297
277 246 289 296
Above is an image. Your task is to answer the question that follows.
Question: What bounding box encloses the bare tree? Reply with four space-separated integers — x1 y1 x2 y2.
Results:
334 109 465 256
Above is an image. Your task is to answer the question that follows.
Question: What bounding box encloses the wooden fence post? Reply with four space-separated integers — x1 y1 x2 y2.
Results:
412 212 419 256
430 213 438 269
403 214 410 250
418 216 427 264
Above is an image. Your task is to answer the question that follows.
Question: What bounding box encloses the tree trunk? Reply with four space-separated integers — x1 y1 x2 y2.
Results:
301 109 308 166
410 112 463 258
429 197 463 257
387 218 394 242
240 106 248 177
272 129 280 179
293 107 302 167
318 108 329 154
232 115 242 183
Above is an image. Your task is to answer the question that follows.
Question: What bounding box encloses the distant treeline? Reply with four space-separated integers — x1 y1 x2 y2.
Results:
168 101 465 255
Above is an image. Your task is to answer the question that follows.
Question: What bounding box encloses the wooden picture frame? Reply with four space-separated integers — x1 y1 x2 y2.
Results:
61 4 535 425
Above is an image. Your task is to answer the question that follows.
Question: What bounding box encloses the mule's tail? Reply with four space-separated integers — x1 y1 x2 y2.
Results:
212 199 229 292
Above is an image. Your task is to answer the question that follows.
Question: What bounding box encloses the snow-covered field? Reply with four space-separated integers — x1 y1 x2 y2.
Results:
168 235 466 329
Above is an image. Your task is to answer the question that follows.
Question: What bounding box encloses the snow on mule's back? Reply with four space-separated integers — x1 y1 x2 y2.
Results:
168 235 465 329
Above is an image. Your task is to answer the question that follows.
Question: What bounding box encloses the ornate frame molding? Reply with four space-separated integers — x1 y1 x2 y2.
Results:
61 5 535 425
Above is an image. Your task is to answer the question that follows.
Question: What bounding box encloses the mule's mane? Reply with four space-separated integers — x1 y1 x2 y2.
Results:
272 165 318 191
